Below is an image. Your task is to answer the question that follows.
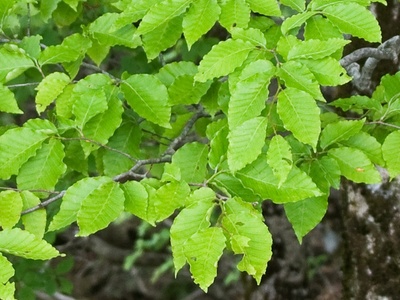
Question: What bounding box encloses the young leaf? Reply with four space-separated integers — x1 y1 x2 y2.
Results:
0 191 23 229
170 199 215 273
246 0 281 16
309 156 341 192
23 118 58 135
382 131 400 178
280 0 305 12
322 3 381 43
168 74 212 105
0 47 35 82
77 181 125 236
267 135 293 187
35 72 70 113
341 132 384 166
222 197 272 284
184 227 226 292
230 27 266 48
183 0 220 49
0 253 15 300
195 39 254 82
0 128 48 180
0 84 22 114
157 61 198 87
281 11 316 35
211 173 261 202
304 15 343 41
136 0 192 35
311 0 370 11
171 142 208 183
0 228 62 260
219 0 250 29
121 74 171 128
236 157 322 203
17 139 66 193
208 122 229 169
48 177 111 231
277 88 321 149
287 38 350 60
328 147 381 183
228 117 268 172
21 191 46 239
319 119 365 149
284 196 328 243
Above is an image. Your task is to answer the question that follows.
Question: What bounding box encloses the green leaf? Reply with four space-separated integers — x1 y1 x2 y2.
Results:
40 0 62 21
222 197 272 283
236 157 322 203
0 228 61 259
304 15 343 41
23 118 58 135
231 27 267 47
382 131 400 178
184 227 226 292
88 13 141 48
287 38 349 60
280 0 305 12
0 128 48 180
277 61 324 100
267 135 293 187
309 156 341 192
170 198 215 273
328 147 381 183
211 173 261 202
39 33 92 65
299 57 351 86
219 0 250 29
228 117 268 172
142 15 183 60
320 119 365 149
322 3 381 43
195 39 254 82
77 181 125 236
0 84 22 114
0 47 35 83
121 74 171 128
183 0 220 49
157 61 198 87
340 132 384 165
208 121 229 169
171 142 208 183
0 253 15 300
35 72 71 114
330 95 381 111
284 196 328 243
0 191 23 229
246 0 280 16
168 75 212 105
311 0 370 11
136 0 192 35
21 191 46 239
281 11 316 35
17 139 66 193
48 177 111 231
277 88 321 149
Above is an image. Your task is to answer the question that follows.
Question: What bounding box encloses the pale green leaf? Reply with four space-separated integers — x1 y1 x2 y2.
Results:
222 198 272 283
157 61 198 87
236 157 322 203
320 119 365 149
121 74 171 128
0 128 48 180
86 39 110 66
39 33 92 65
231 27 266 47
341 132 384 166
0 84 22 114
19 34 41 59
185 187 216 207
35 72 71 113
276 35 301 60
72 90 108 129
280 0 305 12
161 163 182 182
277 61 324 100
219 0 250 29
267 135 292 187
311 0 370 11
170 199 215 273
208 121 228 169
322 3 381 43
21 191 46 239
211 173 261 202
0 47 35 83
195 39 254 82
40 0 62 21
228 117 268 172
183 0 220 48
23 118 58 135
184 227 226 292
309 156 341 192
0 253 14 300
246 0 280 16
0 228 61 259
0 191 22 229
48 177 111 231
304 15 343 41
77 181 125 236
329 95 381 111
287 38 350 60
328 147 381 183
154 181 191 221
142 15 183 60
281 11 316 35
284 196 328 243
168 75 212 105
299 57 351 86
136 0 192 35
382 131 400 178
277 88 321 149
171 142 208 183
55 84 75 119
17 139 66 193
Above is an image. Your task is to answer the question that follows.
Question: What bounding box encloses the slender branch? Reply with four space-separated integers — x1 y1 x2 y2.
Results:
6 82 40 88
367 121 400 130
21 191 66 215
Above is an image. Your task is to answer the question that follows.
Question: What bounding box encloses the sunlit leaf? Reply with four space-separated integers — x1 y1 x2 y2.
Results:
0 191 22 229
